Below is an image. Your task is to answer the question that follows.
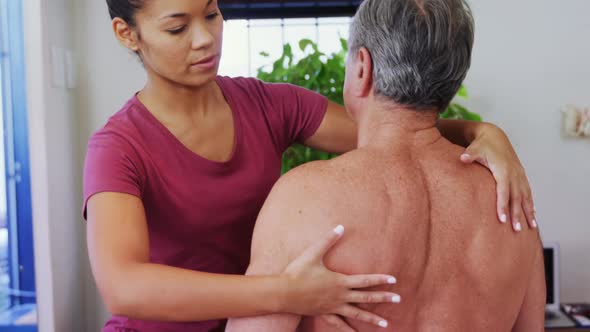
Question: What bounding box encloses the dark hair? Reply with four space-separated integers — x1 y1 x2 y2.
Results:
349 0 475 111
106 0 146 27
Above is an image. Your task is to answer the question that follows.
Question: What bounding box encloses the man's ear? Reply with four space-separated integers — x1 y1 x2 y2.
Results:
112 18 140 52
355 47 373 97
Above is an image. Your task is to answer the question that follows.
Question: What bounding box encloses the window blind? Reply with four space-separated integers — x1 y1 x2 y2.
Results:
219 0 362 19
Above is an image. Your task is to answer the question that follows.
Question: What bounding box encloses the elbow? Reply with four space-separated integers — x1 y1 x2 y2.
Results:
103 292 132 317
98 278 140 317
93 262 150 318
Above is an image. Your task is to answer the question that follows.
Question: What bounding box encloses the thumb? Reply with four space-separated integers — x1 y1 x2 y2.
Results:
303 225 345 263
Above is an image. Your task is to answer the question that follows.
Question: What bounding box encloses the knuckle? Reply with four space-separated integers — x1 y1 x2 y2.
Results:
352 310 362 320
364 313 376 324
497 166 510 175
497 191 509 201
520 186 531 196
525 194 534 206
525 205 535 215
336 276 347 288
521 193 531 203
364 277 372 287
359 293 371 303
511 194 522 204
362 313 373 323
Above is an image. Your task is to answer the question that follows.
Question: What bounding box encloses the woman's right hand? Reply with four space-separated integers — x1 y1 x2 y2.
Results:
280 225 401 329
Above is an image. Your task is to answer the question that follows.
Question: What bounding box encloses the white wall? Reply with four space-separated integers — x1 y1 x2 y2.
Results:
24 0 86 331
464 0 590 301
74 0 590 330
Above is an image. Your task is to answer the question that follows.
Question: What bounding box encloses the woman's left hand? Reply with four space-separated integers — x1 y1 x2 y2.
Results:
459 123 536 232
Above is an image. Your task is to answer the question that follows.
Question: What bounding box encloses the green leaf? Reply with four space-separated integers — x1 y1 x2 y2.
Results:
454 103 482 122
457 85 468 98
283 43 293 55
299 39 315 52
259 51 270 57
284 44 294 67
340 38 348 52
441 105 460 120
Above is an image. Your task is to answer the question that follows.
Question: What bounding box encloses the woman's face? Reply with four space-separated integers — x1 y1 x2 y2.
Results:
131 0 223 87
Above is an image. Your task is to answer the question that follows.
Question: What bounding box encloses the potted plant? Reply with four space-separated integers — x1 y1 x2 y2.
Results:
257 39 481 174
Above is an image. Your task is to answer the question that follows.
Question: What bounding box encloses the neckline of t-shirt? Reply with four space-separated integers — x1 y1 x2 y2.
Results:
130 76 242 169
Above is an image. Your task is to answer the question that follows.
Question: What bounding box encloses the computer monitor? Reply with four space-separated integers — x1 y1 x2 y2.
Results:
543 242 560 310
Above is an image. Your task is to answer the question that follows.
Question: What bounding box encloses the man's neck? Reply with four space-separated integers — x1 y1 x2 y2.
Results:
357 101 442 151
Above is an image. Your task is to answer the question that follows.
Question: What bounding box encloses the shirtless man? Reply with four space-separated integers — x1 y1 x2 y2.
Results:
226 0 545 331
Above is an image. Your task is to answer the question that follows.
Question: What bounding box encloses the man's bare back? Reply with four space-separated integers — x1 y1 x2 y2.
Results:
289 129 545 331
227 127 544 332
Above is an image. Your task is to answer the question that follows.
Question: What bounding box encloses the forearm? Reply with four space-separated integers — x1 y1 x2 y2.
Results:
106 262 284 322
304 101 357 154
438 119 494 147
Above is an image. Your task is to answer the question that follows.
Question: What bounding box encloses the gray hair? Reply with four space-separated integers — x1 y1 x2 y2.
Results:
349 0 475 111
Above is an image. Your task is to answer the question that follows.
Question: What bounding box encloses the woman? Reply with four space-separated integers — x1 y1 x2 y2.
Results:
85 0 537 331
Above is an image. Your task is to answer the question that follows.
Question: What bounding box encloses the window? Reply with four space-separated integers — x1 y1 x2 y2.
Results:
0 0 37 330
219 17 352 77
218 0 359 78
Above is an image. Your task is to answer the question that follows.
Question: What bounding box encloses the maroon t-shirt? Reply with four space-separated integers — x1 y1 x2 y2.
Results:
83 76 328 332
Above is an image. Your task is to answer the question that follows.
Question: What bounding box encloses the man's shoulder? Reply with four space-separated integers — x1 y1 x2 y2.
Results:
249 158 358 273
274 157 357 200
257 158 353 232
281 159 331 183
261 155 375 233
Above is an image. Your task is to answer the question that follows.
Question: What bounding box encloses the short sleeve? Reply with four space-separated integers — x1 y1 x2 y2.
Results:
82 131 145 219
259 81 328 152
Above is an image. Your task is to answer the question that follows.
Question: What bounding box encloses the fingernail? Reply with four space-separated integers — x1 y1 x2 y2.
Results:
334 225 344 235
461 154 470 159
500 214 507 223
514 222 522 232
387 277 397 284
378 320 388 328
392 294 401 303
532 219 538 228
